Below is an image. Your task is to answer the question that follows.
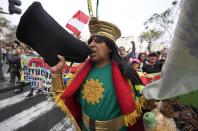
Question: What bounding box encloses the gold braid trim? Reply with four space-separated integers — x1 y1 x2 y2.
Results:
135 96 146 115
124 80 146 126
53 93 81 131
123 111 140 127
51 63 86 131
52 74 81 131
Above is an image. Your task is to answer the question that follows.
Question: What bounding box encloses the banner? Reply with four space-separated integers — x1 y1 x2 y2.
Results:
20 55 52 93
143 0 198 101
20 55 81 93
143 73 161 85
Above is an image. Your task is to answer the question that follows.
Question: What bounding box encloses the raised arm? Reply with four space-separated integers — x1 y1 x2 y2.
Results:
48 55 66 94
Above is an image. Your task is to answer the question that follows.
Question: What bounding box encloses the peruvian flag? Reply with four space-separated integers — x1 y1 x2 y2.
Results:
66 10 89 36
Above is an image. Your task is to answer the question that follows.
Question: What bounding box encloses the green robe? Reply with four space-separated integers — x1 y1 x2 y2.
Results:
77 63 126 131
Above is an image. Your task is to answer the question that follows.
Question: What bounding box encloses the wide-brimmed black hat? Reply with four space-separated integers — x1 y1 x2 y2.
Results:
16 2 91 66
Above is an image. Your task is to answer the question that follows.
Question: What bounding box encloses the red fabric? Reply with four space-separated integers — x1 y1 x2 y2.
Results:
64 97 82 127
61 61 91 99
61 64 70 74
66 24 81 36
128 118 144 131
145 74 161 85
72 10 89 24
112 61 136 114
140 76 147 86
61 60 140 130
61 60 91 126
66 10 89 36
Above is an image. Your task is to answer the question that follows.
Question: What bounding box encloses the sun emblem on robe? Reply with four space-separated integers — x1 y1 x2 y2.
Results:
82 79 104 105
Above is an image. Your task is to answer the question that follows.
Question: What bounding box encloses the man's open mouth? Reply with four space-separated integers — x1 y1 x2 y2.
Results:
90 49 96 55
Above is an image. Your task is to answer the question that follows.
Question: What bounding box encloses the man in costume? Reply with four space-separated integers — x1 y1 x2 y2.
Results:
16 2 146 130
16 0 198 130
49 17 145 131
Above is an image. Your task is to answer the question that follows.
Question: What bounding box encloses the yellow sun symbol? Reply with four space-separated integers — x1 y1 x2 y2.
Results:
82 79 104 105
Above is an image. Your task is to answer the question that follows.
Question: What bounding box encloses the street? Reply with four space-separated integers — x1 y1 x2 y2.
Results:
0 63 75 131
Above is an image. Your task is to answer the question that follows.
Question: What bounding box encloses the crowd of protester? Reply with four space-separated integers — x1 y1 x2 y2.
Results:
118 41 167 85
1 39 167 90
1 40 42 95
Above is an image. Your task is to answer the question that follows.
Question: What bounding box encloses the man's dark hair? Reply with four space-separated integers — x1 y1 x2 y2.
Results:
148 52 157 57
88 35 143 85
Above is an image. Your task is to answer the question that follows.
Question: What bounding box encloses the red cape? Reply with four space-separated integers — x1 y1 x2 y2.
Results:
61 60 144 130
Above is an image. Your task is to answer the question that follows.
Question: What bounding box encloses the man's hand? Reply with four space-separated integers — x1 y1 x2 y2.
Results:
49 55 65 74
131 41 135 45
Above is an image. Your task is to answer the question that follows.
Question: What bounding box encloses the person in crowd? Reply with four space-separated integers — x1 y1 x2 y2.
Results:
130 58 147 86
118 41 136 62
5 45 13 65
137 52 147 71
130 58 141 71
7 41 22 86
127 41 136 59
118 46 127 58
13 42 31 93
49 17 146 130
142 52 162 74
1 46 7 62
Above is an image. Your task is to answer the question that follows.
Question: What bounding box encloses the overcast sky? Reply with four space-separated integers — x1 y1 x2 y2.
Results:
1 0 174 39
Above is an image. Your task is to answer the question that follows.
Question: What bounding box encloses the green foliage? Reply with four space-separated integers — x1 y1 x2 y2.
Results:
144 0 183 33
140 0 183 46
0 13 16 42
139 29 163 43
0 17 11 30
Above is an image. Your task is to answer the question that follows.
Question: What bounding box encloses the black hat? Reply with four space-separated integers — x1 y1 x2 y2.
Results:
16 2 91 66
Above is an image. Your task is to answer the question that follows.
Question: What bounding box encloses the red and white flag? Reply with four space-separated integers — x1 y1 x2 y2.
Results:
66 10 89 36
